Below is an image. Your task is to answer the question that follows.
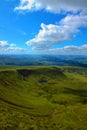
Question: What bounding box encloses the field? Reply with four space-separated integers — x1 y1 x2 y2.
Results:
0 66 87 130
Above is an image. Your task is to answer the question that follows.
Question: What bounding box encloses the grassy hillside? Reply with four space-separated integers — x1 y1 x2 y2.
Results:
0 66 87 130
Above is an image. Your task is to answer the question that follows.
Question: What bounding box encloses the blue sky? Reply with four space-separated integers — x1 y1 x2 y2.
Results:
0 0 87 54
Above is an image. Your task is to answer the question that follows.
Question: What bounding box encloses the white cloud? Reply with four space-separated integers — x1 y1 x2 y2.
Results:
0 41 16 49
26 14 87 51
26 22 72 50
14 1 87 55
48 44 87 55
14 0 35 11
0 41 26 54
14 0 87 13
60 14 87 27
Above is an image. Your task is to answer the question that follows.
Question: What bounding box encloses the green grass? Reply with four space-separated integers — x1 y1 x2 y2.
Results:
0 66 87 129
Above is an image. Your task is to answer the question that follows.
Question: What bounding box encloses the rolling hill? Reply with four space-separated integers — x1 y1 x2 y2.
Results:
0 66 87 130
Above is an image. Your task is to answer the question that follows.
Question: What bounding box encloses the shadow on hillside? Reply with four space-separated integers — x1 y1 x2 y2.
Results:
0 97 33 110
17 67 66 78
17 69 35 77
64 88 87 104
64 88 87 97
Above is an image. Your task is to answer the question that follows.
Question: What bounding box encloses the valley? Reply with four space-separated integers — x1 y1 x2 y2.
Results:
0 66 87 129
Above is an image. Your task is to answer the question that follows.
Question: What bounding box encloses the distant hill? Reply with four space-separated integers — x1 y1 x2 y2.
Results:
0 54 87 67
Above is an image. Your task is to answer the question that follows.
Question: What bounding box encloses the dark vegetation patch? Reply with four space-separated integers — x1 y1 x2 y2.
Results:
17 69 35 77
17 67 66 78
39 79 47 84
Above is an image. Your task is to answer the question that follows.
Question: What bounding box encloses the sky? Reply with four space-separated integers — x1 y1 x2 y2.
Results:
0 0 87 55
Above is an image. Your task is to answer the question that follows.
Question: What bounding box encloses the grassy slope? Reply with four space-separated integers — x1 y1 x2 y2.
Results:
0 66 87 130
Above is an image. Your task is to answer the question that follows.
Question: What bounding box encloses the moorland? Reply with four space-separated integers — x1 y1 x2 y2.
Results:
0 65 87 130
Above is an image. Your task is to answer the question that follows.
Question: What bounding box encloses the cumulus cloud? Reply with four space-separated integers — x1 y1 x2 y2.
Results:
14 1 87 55
26 22 72 50
0 41 26 54
0 41 16 48
48 44 87 55
26 14 87 51
60 14 87 27
14 0 87 13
